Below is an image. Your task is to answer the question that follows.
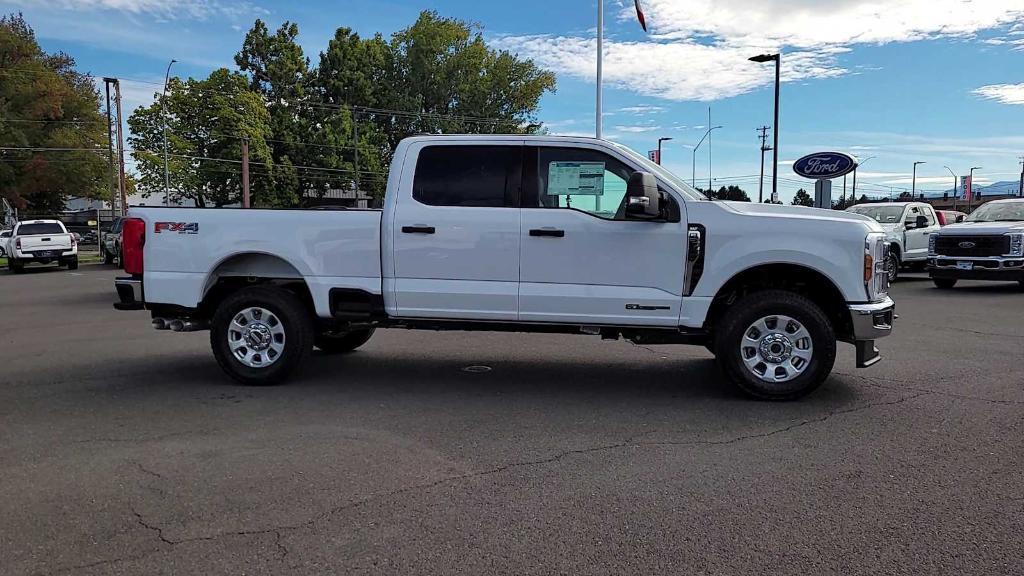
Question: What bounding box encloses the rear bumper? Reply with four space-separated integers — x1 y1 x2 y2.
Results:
12 249 76 261
114 276 144 310
847 296 895 368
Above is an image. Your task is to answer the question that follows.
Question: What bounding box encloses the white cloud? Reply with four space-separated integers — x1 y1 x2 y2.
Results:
972 83 1024 105
32 0 267 21
495 0 1024 102
614 124 660 133
616 105 666 115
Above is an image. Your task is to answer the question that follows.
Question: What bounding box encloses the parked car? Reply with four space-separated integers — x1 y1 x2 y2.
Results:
112 135 895 400
936 210 967 226
0 229 11 257
846 202 941 282
81 231 98 245
6 219 78 272
101 217 123 265
927 198 1024 289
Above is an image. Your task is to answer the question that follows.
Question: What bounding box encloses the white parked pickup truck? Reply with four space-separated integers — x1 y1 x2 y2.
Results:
846 202 941 282
927 198 1024 289
6 219 78 273
113 135 895 400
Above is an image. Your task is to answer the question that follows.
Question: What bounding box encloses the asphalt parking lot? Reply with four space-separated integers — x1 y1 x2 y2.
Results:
2 265 1022 575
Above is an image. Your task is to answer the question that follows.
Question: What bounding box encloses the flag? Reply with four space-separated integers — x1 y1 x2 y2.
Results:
635 0 648 32
962 175 972 202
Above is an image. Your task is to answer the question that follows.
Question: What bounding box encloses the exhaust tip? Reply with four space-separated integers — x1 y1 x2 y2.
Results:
168 319 185 332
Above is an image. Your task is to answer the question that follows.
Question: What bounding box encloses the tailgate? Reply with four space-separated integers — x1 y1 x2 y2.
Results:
20 234 72 251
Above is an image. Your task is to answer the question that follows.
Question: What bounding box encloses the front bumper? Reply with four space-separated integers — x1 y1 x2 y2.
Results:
114 276 144 310
847 296 895 368
928 257 1024 282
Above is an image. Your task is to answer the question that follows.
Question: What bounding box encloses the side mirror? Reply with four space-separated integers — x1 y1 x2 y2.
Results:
916 215 929 228
625 171 660 219
956 215 966 223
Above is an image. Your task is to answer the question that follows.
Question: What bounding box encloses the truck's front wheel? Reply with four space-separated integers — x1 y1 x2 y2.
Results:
713 290 836 400
210 286 313 386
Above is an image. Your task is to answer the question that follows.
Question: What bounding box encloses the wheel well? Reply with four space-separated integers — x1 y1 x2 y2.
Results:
198 253 313 319
889 242 901 260
704 263 852 340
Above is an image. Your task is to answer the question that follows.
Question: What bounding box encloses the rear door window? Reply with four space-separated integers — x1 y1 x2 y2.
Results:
412 145 521 208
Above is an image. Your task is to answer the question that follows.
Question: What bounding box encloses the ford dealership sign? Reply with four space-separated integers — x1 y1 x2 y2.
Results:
792 152 858 180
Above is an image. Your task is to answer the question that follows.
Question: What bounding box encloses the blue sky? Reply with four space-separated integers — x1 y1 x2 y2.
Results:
7 0 1024 203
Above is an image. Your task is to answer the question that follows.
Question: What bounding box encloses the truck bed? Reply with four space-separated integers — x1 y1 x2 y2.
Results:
132 207 383 317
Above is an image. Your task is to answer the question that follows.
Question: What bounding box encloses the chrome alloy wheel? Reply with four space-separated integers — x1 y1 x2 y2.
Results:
739 315 813 383
228 307 286 368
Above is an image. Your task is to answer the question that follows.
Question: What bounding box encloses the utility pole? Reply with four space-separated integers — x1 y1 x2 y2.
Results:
756 125 771 203
353 108 360 196
241 138 250 208
113 79 127 216
596 1 603 139
162 59 176 207
103 79 117 222
707 107 713 193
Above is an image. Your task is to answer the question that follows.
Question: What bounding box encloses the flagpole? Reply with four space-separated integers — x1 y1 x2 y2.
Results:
596 0 603 139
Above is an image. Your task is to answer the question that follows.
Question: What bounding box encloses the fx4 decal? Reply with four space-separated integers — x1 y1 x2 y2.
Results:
154 222 199 234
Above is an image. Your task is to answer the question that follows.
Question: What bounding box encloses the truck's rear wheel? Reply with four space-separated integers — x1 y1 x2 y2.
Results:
315 328 375 354
713 290 836 400
210 286 313 385
9 259 24 274
102 246 114 265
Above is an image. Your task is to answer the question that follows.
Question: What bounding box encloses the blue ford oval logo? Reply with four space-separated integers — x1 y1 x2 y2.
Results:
793 152 858 180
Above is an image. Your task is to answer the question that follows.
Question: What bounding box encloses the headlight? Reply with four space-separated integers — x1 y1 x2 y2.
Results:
928 233 937 256
864 232 888 301
1009 233 1024 257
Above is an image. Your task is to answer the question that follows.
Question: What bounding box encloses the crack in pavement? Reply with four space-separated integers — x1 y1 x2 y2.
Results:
111 390 928 563
131 460 164 481
73 429 218 445
839 372 1024 406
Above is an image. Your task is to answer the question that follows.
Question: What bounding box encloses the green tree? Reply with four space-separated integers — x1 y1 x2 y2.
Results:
711 185 750 201
792 188 814 206
0 13 108 212
128 69 279 207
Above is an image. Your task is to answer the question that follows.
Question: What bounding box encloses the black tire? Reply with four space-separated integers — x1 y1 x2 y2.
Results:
713 289 836 401
102 246 114 265
66 258 78 270
9 259 24 274
885 250 900 283
932 278 957 289
210 286 313 386
315 328 376 354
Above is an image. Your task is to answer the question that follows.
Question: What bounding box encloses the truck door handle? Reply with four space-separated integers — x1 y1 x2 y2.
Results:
401 226 435 234
529 228 565 238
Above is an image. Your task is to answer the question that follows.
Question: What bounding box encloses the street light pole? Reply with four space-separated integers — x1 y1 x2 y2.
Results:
912 161 926 199
968 166 982 212
162 58 177 207
749 53 781 204
656 137 673 165
851 155 876 200
692 125 722 191
595 1 603 139
944 166 958 211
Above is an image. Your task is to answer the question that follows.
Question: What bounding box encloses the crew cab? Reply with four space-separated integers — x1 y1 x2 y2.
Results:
113 135 895 400
927 198 1024 289
846 202 941 282
6 219 78 273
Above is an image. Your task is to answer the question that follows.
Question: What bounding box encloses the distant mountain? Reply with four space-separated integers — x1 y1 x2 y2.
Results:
918 180 1021 199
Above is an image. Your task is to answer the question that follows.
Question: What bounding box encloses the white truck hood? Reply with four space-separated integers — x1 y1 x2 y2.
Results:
934 221 1024 235
715 201 883 231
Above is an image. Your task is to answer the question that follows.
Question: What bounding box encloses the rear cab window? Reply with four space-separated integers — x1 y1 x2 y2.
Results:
15 222 66 235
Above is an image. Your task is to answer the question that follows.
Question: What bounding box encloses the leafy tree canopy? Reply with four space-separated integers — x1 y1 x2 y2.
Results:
0 13 108 212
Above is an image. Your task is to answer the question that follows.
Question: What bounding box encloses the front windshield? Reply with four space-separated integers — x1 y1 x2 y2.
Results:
966 202 1024 222
611 142 707 200
846 205 905 223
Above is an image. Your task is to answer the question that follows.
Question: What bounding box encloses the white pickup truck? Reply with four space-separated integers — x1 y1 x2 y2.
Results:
113 135 895 400
6 219 78 272
846 202 941 282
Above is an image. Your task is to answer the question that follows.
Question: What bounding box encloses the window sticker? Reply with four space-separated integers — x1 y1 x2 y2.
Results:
547 161 605 196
